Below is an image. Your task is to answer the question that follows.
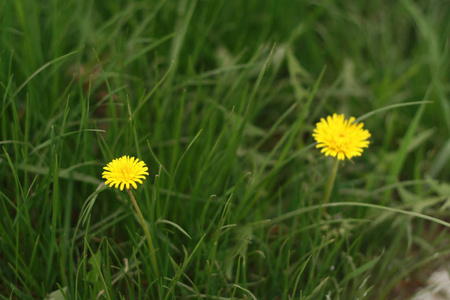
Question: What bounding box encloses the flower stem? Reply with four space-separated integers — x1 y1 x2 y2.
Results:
127 189 159 278
323 157 340 204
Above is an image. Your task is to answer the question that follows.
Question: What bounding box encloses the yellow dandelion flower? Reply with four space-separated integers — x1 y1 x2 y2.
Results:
312 113 371 160
102 156 149 191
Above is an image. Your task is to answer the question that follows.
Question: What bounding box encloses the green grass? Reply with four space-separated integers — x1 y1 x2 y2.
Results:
1 0 449 299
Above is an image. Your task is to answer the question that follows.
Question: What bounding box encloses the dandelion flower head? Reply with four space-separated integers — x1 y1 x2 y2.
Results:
312 113 371 160
102 156 149 190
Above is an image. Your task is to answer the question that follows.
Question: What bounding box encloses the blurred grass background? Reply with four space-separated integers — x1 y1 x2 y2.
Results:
1 0 449 299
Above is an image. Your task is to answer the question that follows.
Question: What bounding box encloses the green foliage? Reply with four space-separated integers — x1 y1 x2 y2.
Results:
1 0 449 299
